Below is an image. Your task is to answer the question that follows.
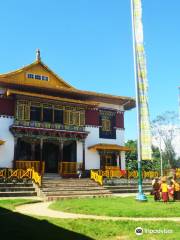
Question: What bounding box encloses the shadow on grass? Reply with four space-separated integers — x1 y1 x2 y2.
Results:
0 206 92 240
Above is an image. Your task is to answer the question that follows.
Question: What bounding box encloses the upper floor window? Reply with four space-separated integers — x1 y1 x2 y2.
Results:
99 110 116 139
27 73 34 79
35 74 41 80
64 110 85 126
43 108 53 122
16 100 85 127
27 73 49 81
54 109 63 124
30 106 41 121
102 119 111 131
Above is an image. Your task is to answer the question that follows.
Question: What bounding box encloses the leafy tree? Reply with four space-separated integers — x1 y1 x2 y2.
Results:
151 111 179 168
125 140 161 171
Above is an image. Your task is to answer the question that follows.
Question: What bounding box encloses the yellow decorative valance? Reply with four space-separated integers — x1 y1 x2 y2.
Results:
88 144 131 152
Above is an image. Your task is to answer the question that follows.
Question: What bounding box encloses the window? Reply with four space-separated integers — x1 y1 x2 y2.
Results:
35 74 41 80
43 108 53 122
42 76 48 81
27 73 34 79
16 101 30 121
27 73 49 81
102 119 111 131
54 109 63 123
30 106 41 121
63 110 85 126
99 113 116 139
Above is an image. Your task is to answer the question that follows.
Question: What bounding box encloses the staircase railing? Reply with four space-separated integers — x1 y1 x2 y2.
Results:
0 168 42 186
90 169 162 186
90 170 103 185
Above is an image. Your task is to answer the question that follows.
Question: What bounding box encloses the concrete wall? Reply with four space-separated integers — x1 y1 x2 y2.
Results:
0 116 14 168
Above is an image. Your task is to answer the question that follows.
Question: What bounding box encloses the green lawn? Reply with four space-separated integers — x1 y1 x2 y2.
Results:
42 217 180 240
49 196 180 217
0 199 179 240
0 198 40 210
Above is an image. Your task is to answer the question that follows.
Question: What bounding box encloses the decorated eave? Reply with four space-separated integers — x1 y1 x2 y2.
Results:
0 54 135 110
10 125 89 140
88 144 131 152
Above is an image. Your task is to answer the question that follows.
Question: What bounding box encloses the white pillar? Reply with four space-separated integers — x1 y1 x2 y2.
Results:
120 151 126 170
116 155 120 167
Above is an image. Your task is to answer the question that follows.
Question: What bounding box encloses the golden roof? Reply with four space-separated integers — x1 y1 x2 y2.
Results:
88 144 131 152
0 58 135 110
7 89 98 107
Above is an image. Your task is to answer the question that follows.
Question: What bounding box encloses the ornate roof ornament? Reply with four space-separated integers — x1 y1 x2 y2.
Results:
36 49 41 61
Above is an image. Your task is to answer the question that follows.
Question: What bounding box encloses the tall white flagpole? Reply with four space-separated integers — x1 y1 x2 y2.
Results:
130 0 148 201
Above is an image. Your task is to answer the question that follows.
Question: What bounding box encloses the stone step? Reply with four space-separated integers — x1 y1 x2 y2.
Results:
42 179 95 183
104 185 152 189
41 187 109 192
46 194 112 201
104 183 152 186
0 191 37 197
0 183 33 187
42 190 111 196
0 187 35 192
107 188 152 193
42 184 99 188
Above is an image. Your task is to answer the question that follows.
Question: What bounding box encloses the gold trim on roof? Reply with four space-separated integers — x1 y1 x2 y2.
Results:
6 89 98 106
0 60 74 89
88 144 131 152
0 59 135 110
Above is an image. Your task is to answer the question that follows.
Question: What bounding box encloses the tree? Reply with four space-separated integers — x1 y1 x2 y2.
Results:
151 111 179 168
125 140 161 171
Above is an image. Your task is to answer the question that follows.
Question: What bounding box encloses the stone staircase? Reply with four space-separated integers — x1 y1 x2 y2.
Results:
40 175 152 201
40 174 112 201
103 178 152 194
103 182 152 194
0 182 37 197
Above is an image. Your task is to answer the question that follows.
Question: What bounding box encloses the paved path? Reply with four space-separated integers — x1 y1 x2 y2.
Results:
15 202 180 222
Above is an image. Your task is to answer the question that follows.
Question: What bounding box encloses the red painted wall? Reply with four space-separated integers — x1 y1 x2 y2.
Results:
116 112 124 128
0 98 14 116
85 109 124 129
85 109 99 126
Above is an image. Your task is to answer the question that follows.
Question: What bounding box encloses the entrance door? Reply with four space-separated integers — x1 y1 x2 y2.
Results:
43 143 59 173
100 154 117 170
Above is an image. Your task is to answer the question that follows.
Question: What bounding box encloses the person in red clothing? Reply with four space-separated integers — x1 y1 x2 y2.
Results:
152 178 161 201
168 181 174 201
160 177 168 203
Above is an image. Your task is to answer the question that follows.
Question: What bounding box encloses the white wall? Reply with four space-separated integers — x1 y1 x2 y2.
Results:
76 141 83 163
0 116 14 168
120 151 126 170
85 126 125 170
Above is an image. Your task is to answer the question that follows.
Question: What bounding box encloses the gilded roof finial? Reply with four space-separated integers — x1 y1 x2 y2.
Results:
36 49 41 61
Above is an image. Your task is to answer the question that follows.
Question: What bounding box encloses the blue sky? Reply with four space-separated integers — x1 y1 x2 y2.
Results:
1 0 180 140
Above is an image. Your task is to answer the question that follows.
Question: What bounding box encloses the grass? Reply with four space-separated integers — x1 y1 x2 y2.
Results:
0 198 179 239
43 218 180 240
49 196 180 217
0 199 40 210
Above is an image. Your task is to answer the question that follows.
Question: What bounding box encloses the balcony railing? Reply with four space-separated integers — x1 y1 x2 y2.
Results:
13 120 85 132
59 162 82 176
15 160 45 174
